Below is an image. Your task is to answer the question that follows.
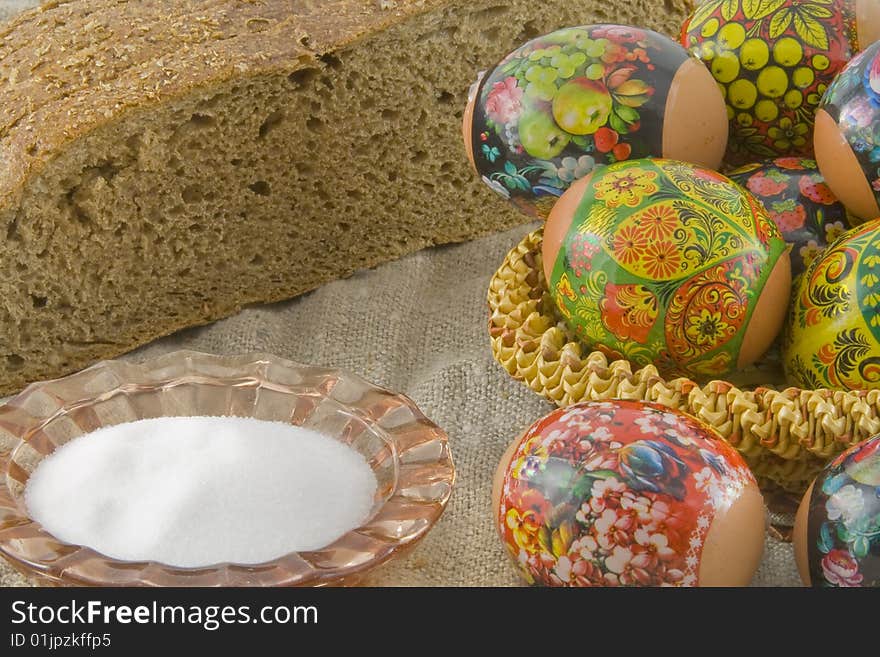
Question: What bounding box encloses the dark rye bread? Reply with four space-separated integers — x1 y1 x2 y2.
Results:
0 0 692 394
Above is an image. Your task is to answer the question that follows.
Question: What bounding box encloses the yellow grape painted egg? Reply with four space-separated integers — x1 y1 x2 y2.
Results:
543 158 791 379
681 0 879 165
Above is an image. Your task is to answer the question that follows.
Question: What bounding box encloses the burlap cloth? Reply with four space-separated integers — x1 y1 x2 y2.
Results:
0 1 800 587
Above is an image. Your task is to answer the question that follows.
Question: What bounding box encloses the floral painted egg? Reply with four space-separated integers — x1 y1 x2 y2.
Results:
783 218 880 390
815 40 880 221
492 400 766 586
727 157 855 277
681 0 879 165
462 24 728 218
543 158 791 379
794 435 880 586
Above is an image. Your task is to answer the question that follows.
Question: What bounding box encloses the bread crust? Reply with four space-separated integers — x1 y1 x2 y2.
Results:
0 1 444 211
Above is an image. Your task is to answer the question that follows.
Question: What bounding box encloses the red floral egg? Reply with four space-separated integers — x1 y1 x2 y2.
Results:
462 24 728 219
492 400 766 587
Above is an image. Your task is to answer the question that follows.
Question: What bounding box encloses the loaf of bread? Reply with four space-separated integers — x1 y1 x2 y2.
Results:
0 0 691 394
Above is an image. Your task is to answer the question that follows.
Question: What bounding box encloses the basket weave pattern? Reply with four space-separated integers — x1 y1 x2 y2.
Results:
488 229 880 494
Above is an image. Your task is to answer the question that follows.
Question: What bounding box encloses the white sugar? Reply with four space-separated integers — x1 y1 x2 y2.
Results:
24 416 378 568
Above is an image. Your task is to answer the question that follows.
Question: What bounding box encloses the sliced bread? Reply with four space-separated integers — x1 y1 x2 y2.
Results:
0 0 691 393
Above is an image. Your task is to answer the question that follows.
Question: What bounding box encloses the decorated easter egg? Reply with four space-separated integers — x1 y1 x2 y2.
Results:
462 24 728 218
794 435 880 586
727 157 855 277
543 158 791 379
814 40 880 221
681 0 879 165
783 218 880 390
492 400 766 587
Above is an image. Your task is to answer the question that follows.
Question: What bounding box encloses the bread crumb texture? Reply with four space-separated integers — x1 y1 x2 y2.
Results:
0 0 691 394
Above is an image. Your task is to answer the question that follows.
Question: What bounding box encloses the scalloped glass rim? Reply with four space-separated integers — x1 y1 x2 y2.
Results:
0 351 454 587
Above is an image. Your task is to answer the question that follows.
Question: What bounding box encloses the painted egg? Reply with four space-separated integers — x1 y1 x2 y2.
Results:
783 218 880 390
815 40 880 221
462 24 728 219
794 435 880 586
492 400 766 587
727 157 856 277
542 158 791 379
681 0 879 166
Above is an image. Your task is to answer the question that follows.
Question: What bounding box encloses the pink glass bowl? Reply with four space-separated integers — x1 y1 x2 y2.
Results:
0 351 454 586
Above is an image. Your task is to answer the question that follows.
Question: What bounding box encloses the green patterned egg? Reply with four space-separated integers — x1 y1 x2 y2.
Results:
543 158 791 379
784 218 880 390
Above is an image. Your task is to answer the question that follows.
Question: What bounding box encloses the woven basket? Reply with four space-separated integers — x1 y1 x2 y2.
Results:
488 229 880 496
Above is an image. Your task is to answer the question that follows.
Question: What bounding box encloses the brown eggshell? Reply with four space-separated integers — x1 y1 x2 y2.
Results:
491 431 526 535
542 173 595 284
857 0 880 49
698 481 767 586
662 57 728 170
793 480 814 586
462 84 477 173
736 250 792 368
814 108 880 221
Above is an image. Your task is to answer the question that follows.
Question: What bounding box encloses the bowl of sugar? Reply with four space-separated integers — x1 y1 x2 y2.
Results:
0 350 454 586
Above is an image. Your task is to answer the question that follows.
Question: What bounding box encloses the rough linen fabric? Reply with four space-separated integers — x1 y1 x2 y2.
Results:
0 222 801 587
0 1 801 587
